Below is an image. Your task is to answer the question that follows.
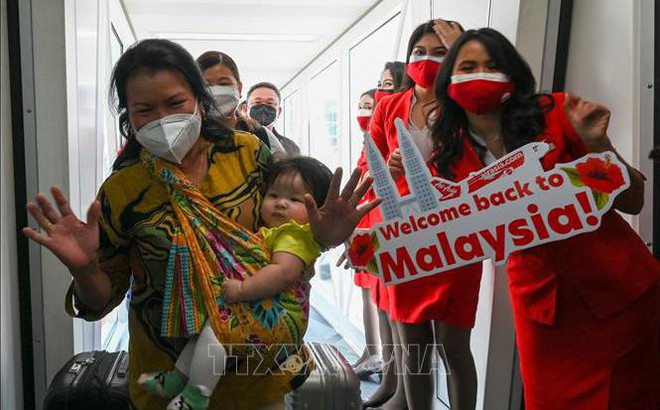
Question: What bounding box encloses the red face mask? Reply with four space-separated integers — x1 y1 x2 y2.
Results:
447 72 515 114
374 89 395 104
356 108 373 132
406 55 444 89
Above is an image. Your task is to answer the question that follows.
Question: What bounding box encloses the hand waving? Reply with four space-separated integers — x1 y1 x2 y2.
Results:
564 93 614 152
23 186 101 275
305 167 381 249
433 19 463 49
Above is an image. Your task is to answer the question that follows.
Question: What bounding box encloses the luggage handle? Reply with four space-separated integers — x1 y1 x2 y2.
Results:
116 352 129 377
106 351 129 386
117 356 128 377
68 357 95 374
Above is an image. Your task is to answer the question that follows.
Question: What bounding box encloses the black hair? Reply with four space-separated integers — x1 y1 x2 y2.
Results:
109 39 235 170
235 117 271 148
383 61 406 91
430 28 552 179
360 88 376 100
247 81 282 104
196 50 241 84
402 20 465 89
265 157 333 207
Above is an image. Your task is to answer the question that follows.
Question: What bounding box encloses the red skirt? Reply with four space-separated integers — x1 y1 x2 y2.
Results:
370 276 391 312
513 278 660 410
386 264 483 328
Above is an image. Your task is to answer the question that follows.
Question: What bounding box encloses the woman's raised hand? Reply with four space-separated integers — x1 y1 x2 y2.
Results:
335 249 350 270
433 19 463 49
305 167 381 249
387 148 404 179
564 93 614 152
23 186 101 275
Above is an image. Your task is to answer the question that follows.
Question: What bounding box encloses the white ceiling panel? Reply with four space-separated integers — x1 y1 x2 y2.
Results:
123 0 381 91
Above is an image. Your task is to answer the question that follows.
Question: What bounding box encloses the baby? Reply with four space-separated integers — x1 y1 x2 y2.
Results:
139 156 333 410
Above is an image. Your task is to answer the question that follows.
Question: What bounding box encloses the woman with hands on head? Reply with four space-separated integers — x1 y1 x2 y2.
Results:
24 39 378 410
356 19 482 410
431 27 660 409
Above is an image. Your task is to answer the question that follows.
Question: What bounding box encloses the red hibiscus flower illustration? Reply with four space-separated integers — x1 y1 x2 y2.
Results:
575 157 624 194
348 233 376 267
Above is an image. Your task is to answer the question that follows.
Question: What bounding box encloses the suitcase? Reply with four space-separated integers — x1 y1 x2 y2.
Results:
285 342 361 409
43 350 132 410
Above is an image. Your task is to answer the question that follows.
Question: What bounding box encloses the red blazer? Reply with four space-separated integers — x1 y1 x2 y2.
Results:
449 92 660 324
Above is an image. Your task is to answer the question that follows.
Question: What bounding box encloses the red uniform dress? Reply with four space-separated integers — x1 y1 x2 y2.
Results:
449 93 660 409
355 88 483 327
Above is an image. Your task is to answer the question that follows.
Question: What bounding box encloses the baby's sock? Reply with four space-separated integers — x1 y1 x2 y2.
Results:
166 320 227 408
137 369 186 399
166 384 212 410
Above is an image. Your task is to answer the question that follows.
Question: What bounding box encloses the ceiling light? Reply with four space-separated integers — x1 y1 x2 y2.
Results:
155 32 318 43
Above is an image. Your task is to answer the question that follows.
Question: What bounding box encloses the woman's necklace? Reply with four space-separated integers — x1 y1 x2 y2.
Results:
468 126 501 143
182 142 211 187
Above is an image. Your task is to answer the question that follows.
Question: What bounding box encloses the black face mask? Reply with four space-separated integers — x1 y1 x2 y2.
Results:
249 104 278 127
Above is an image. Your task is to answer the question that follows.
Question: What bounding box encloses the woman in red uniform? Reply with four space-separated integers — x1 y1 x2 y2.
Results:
351 88 386 379
353 80 401 408
356 63 406 321
374 61 406 104
352 67 407 406
353 66 406 384
431 27 660 409
357 19 483 410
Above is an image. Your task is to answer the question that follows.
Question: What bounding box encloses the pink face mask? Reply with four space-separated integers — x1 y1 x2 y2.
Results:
356 108 373 132
406 54 444 89
447 72 515 114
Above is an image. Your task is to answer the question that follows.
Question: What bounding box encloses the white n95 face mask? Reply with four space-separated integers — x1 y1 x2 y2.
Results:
208 85 240 117
135 103 202 164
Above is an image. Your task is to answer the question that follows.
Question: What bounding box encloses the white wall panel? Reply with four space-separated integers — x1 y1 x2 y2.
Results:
31 0 74 394
566 1 634 162
565 0 653 238
433 0 492 30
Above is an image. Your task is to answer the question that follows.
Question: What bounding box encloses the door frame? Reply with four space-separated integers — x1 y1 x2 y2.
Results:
653 0 659 258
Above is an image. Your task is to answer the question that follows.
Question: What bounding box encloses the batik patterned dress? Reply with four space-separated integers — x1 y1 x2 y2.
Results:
65 131 311 410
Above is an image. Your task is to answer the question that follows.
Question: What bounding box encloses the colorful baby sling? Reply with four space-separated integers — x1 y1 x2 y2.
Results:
142 149 272 344
142 149 310 354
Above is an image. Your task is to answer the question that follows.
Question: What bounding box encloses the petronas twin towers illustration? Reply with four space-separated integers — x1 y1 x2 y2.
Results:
364 118 441 221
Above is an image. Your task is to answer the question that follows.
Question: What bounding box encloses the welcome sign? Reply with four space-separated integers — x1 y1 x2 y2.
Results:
347 119 630 285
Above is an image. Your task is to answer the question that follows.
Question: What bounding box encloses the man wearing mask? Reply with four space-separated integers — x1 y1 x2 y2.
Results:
247 82 301 156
